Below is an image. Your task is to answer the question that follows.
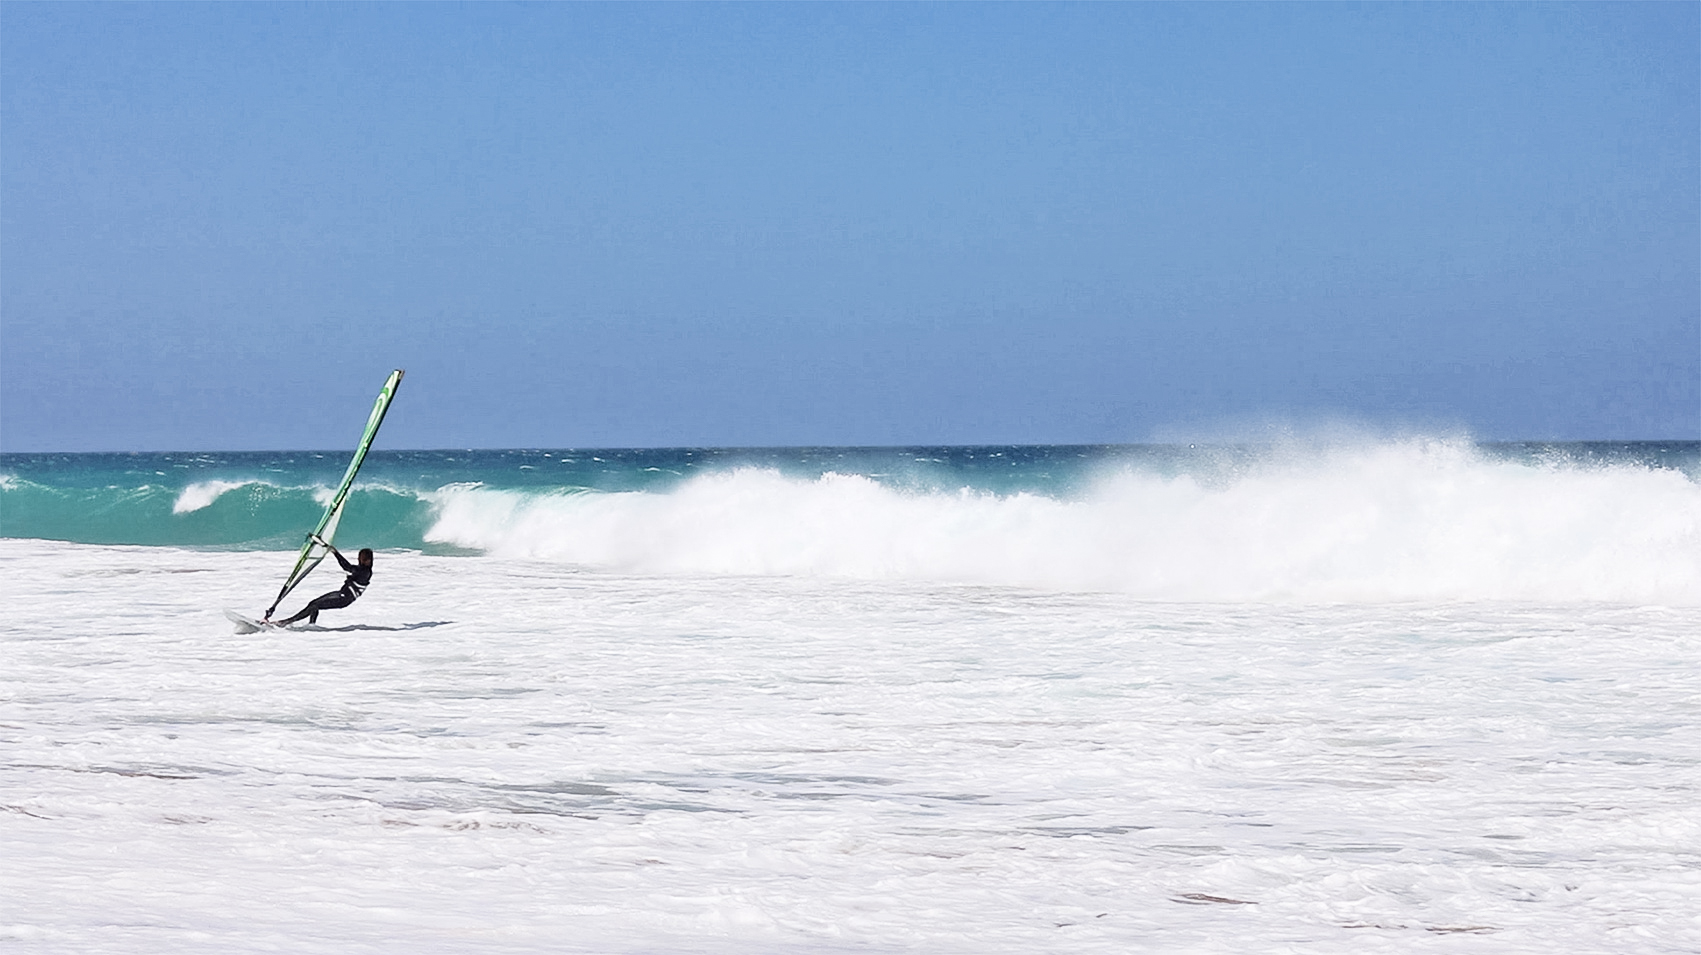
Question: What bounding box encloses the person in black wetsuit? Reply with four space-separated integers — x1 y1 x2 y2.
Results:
275 546 373 626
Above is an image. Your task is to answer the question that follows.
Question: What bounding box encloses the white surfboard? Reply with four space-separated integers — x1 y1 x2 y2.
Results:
224 609 279 634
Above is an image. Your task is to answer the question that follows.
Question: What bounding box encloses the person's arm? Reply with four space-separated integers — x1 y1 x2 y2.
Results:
333 549 357 573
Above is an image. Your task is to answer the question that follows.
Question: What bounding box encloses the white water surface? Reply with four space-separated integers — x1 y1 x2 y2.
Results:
3 539 1699 953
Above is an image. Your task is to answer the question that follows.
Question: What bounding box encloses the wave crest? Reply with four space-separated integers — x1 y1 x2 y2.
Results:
172 480 254 514
423 441 1701 603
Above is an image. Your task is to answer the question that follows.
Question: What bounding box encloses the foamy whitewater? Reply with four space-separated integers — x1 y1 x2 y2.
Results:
3 441 1699 952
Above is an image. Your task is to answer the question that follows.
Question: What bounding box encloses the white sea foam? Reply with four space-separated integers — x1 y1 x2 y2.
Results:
424 440 1701 604
170 480 253 513
3 538 1699 954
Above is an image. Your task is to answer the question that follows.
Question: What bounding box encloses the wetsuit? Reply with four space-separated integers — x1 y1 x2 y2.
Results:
280 551 371 625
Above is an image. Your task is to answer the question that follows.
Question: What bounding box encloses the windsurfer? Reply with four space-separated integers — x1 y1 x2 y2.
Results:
272 545 373 626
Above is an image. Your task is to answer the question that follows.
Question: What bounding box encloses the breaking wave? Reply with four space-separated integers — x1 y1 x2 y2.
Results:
423 441 1701 604
172 480 254 514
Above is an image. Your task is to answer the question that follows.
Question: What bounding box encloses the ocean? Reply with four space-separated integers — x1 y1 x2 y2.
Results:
3 440 1699 953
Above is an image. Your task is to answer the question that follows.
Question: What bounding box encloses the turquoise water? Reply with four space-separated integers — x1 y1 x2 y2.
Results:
0 446 1134 550
3 442 1696 553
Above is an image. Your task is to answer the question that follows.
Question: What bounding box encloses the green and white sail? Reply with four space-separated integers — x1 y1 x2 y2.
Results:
266 369 404 618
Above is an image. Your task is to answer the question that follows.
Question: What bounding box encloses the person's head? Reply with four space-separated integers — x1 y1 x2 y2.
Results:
358 548 374 567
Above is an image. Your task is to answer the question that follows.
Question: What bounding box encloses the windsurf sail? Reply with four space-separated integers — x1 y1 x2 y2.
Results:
265 369 404 619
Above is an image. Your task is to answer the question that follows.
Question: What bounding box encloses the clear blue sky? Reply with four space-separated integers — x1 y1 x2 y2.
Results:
3 3 1696 451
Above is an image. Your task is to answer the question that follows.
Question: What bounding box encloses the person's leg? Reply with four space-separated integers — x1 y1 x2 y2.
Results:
280 590 352 626
277 597 320 626
276 598 320 626
306 591 355 625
